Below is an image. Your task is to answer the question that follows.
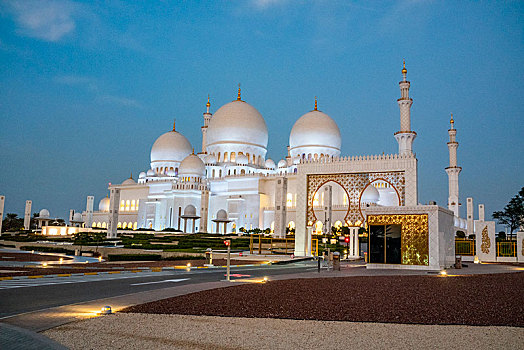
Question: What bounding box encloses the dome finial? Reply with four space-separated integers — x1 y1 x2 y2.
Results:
172 119 176 131
192 148 195 155
450 113 454 128
314 96 318 111
402 59 407 75
237 83 241 101
206 94 210 107
129 172 133 179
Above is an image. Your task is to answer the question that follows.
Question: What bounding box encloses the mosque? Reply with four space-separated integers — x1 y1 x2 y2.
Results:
84 62 423 240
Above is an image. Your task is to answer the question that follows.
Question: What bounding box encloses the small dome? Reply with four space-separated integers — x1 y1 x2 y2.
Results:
122 176 136 185
204 154 217 165
99 197 110 212
184 205 197 216
236 154 249 165
146 169 155 176
265 158 276 169
179 153 206 177
277 159 287 168
138 172 146 179
39 209 50 218
206 100 268 150
216 209 228 220
361 185 380 204
167 168 176 176
72 212 83 222
150 129 192 164
289 110 341 158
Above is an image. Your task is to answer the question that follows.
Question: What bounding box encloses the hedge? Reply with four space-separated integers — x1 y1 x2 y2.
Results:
20 246 75 254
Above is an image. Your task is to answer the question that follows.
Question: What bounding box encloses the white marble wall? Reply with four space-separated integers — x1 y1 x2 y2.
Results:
517 232 524 263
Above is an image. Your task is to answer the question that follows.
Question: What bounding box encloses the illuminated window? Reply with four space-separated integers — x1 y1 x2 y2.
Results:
102 222 107 228
117 222 121 228
334 221 343 228
122 222 127 229
286 193 293 207
230 152 236 162
125 200 130 211
315 221 323 235
343 193 348 206
223 152 228 162
120 200 125 211
131 200 135 211
217 152 221 162
270 221 274 233
288 221 295 229
128 222 133 229
133 222 137 229
136 200 139 211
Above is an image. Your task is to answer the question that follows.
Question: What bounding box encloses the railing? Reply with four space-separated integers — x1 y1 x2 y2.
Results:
249 234 318 256
497 241 516 257
455 239 475 256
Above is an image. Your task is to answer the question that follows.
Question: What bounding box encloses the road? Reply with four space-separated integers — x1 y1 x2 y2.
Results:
0 262 315 319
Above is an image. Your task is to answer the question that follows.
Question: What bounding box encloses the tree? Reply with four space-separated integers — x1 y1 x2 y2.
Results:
492 187 524 239
2 213 23 232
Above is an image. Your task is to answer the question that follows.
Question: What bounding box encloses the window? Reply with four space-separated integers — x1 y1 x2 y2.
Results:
131 200 135 211
120 200 125 211
133 222 137 229
118 222 122 228
102 222 106 228
136 199 140 211
123 222 127 229
125 200 130 211
230 152 236 162
286 193 293 207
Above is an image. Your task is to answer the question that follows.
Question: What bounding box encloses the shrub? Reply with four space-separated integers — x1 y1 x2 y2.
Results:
20 246 75 254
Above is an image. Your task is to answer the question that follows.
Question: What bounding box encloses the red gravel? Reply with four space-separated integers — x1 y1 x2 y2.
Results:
0 252 73 262
122 272 524 327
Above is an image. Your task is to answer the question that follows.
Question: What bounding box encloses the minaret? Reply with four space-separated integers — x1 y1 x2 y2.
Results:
394 60 417 155
445 113 461 217
200 95 212 154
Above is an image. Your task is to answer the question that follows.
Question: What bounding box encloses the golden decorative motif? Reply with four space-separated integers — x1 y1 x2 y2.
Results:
306 172 405 224
206 94 210 108
402 59 407 74
481 225 490 254
237 83 241 101
367 214 429 266
314 96 318 111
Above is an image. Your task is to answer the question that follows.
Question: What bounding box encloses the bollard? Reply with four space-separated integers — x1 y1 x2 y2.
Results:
333 252 341 271
205 248 213 265
317 258 321 273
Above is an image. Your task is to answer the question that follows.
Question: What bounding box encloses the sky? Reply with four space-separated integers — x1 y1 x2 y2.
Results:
0 0 522 227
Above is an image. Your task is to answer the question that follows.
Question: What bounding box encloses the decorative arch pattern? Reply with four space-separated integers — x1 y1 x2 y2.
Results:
306 172 405 224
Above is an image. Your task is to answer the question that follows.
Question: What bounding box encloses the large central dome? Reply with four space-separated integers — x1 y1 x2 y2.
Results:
206 100 268 149
289 109 341 159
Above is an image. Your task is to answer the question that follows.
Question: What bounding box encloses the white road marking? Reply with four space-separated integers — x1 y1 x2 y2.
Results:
130 278 189 286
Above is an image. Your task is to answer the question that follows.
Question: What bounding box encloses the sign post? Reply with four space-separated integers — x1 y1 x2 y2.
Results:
224 240 231 281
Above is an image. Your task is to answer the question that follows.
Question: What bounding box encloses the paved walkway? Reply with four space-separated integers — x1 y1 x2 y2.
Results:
0 323 67 350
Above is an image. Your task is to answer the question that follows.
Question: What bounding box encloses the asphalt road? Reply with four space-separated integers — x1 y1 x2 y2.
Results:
0 262 315 319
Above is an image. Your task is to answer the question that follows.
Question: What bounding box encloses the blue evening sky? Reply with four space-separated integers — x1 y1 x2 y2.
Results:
0 0 522 225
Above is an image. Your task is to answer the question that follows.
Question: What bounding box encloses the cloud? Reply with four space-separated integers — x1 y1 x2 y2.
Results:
3 0 79 42
99 95 143 109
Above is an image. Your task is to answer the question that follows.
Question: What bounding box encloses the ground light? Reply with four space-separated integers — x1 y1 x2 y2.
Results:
98 256 103 262
263 277 268 283
100 306 112 315
42 262 48 267
440 270 447 276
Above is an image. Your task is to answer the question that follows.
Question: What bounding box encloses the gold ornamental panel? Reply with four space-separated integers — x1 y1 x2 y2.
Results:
306 172 405 224
367 214 428 266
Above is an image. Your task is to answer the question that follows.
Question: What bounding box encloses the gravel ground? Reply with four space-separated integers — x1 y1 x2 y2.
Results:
43 313 524 350
123 272 524 327
0 252 73 262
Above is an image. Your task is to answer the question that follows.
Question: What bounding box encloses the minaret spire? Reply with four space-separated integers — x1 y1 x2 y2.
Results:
314 96 318 111
201 96 212 154
446 113 461 217
394 60 417 155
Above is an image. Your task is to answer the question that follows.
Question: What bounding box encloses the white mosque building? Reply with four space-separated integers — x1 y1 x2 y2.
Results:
81 62 464 246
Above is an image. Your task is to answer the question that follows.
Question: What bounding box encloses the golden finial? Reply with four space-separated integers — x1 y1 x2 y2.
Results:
450 113 454 125
192 148 195 155
314 96 318 111
206 94 210 108
402 59 407 74
172 119 176 131
129 172 133 179
237 83 241 101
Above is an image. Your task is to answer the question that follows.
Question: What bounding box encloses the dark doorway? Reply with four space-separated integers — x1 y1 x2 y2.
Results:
369 224 402 264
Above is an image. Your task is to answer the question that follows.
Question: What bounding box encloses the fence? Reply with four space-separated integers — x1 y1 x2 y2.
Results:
249 234 318 256
455 239 475 256
497 241 516 257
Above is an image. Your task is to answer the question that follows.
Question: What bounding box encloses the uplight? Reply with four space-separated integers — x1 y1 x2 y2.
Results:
98 256 103 262
100 306 112 315
59 258 63 263
440 270 447 276
186 263 191 268
263 277 268 282
42 262 48 267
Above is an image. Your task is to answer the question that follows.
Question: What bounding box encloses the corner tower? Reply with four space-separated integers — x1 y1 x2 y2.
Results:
445 114 461 217
394 60 417 155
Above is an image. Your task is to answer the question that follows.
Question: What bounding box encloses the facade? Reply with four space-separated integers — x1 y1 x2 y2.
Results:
85 64 419 240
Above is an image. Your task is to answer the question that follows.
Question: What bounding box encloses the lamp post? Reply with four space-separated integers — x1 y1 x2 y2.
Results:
224 239 231 281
